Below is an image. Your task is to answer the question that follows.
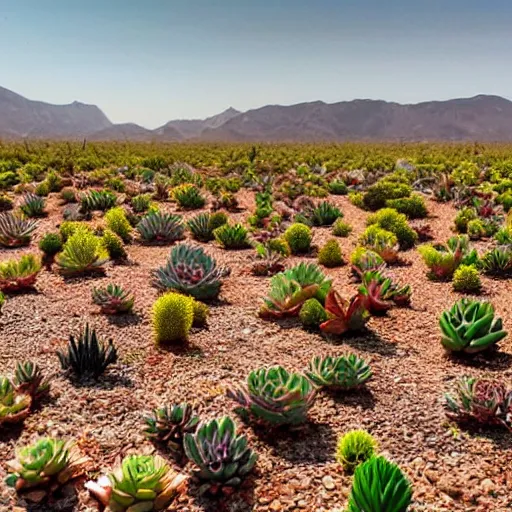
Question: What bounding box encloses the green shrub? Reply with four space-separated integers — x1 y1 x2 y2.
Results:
105 176 126 192
56 228 108 274
267 237 291 257
348 191 365 208
386 194 427 218
34 181 50 197
311 201 342 226
453 264 481 293
318 239 344 267
39 233 63 256
495 227 512 244
454 207 477 233
496 191 512 212
366 208 417 249
299 298 328 329
336 430 378 474
152 292 195 345
60 187 77 203
208 211 229 231
80 189 117 212
131 193 152 213
332 219 352 237
359 225 398 262
214 223 250 249
102 229 127 260
44 170 62 192
363 180 411 211
329 179 348 195
283 223 312 254
59 221 90 241
0 171 19 189
105 206 132 242
172 184 205 209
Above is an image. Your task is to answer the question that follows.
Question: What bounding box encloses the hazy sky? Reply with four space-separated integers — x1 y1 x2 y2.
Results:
1 0 511 128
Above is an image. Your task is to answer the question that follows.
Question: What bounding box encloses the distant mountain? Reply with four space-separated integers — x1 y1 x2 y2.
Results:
155 107 240 139
3 85 512 142
0 86 112 138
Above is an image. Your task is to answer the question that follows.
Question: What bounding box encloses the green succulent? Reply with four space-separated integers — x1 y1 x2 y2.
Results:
172 183 205 209
453 264 481 293
92 284 135 314
299 298 328 329
102 229 128 260
39 232 63 255
0 212 38 247
213 223 250 249
80 189 117 212
332 218 352 237
318 238 344 267
336 430 378 473
283 223 312 254
137 211 185 244
20 192 46 218
152 292 195 345
0 254 41 292
105 206 132 242
310 201 342 226
440 298 507 353
306 354 372 390
0 377 32 425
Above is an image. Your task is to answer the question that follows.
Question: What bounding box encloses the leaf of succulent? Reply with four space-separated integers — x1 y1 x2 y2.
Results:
439 298 507 353
445 376 512 430
183 416 257 494
0 212 38 247
306 354 372 390
86 454 187 511
92 283 135 314
13 361 51 401
57 324 118 379
227 366 316 425
0 376 32 425
143 403 199 462
320 290 369 335
153 244 230 301
6 437 91 499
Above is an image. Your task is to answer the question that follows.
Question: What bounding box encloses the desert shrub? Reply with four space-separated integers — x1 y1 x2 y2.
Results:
299 298 328 329
453 264 481 293
329 179 348 195
336 430 378 474
467 218 486 239
39 233 63 256
318 239 344 267
496 191 512 212
0 171 19 189
283 223 312 254
20 193 45 218
102 229 127 260
366 208 417 249
60 187 77 203
172 184 205 209
332 219 352 237
454 207 477 233
359 225 398 263
209 211 229 230
386 194 427 219
105 176 125 192
266 237 291 256
105 206 132 242
495 227 512 244
131 193 152 213
348 191 365 208
56 228 108 274
152 292 195 345
363 180 411 211
59 221 90 242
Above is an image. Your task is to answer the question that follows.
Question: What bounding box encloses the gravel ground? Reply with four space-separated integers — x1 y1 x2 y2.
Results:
0 193 511 512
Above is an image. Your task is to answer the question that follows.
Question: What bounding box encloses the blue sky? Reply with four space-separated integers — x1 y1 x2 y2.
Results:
1 0 511 128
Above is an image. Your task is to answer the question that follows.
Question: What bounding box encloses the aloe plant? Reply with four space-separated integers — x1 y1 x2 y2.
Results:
306 354 372 390
0 212 38 247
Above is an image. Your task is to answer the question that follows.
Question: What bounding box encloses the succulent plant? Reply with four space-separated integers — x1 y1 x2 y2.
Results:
480 246 512 275
183 416 257 494
153 244 229 301
0 254 41 292
0 291 5 312
336 430 378 473
137 211 185 244
131 193 152 213
310 201 343 226
332 218 352 237
80 189 117 212
251 243 286 276
350 247 387 280
439 298 507 353
86 454 187 511
56 228 109 275
453 264 481 293
358 271 411 313
283 223 312 254
152 292 195 345
366 207 418 249
227 366 316 425
0 377 32 425
299 298 328 329
39 232 63 256
0 212 38 247
5 438 91 501
13 361 51 401
359 225 400 264
102 228 128 261
105 206 132 242
57 324 118 379
318 238 344 267
213 223 250 249
319 290 369 335
306 354 372 390
445 376 512 430
143 403 199 462
346 456 412 512
92 284 135 314
187 212 215 242
172 183 205 209
20 192 46 217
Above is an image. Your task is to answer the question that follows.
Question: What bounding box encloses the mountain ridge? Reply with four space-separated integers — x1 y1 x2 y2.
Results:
2 86 512 141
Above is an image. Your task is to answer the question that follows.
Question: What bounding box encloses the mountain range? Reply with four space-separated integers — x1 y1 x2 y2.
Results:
2 85 512 142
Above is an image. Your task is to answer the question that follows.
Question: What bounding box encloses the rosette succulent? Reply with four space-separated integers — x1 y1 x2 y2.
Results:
320 290 369 335
227 366 316 425
86 454 187 511
137 211 185 244
153 244 229 301
439 298 507 353
92 284 135 314
358 271 412 313
0 212 38 247
0 377 32 425
0 254 41 292
184 416 257 494
306 354 372 390
6 438 90 501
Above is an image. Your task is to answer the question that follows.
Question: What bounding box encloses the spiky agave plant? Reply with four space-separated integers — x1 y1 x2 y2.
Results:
92 284 135 314
319 290 369 335
5 438 91 501
358 271 412 314
439 298 507 354
137 211 185 244
56 324 118 380
0 212 38 247
480 246 512 276
153 244 230 301
187 212 214 242
13 361 51 401
80 189 117 212
306 354 372 390
183 416 257 495
213 223 250 249
445 376 512 430
310 200 343 226
227 366 316 425
86 454 187 511
20 192 46 218
143 403 199 463
0 254 41 292
346 456 412 512
0 377 32 425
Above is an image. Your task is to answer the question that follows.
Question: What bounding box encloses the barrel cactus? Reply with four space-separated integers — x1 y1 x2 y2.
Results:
183 416 257 495
152 292 195 345
86 454 187 511
439 298 507 353
153 244 229 301
227 366 316 425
